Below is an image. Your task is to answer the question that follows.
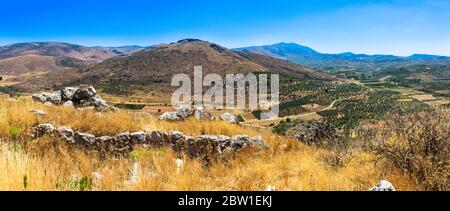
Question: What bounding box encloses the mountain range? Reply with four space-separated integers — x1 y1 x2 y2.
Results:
0 39 332 94
1 39 449 96
234 43 450 71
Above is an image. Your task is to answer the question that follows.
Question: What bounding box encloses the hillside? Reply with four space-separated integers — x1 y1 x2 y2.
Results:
0 42 117 62
93 46 144 57
69 39 332 95
0 55 62 75
235 43 450 71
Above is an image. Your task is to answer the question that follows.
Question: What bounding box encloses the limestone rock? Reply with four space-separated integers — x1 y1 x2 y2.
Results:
230 135 250 151
194 106 212 120
146 130 167 143
74 132 96 146
74 87 97 100
61 87 78 101
30 109 46 117
34 124 55 137
221 113 237 123
370 180 396 191
290 121 344 146
176 105 192 119
159 112 182 121
57 126 75 143
130 131 146 144
249 136 269 149
32 93 47 103
43 102 54 107
63 100 74 107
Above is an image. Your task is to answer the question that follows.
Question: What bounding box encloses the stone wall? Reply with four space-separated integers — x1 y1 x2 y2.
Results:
33 124 268 161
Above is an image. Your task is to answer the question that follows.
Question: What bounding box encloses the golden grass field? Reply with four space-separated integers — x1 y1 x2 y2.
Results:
0 96 419 191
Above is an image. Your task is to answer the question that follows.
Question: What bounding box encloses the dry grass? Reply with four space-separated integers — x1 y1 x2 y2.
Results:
0 96 419 191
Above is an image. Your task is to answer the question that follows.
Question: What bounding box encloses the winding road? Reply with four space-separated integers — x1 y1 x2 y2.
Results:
241 83 373 129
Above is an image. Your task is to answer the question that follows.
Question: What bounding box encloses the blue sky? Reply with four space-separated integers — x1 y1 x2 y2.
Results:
0 0 449 56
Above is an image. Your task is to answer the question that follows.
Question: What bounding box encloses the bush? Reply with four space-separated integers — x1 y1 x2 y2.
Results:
9 126 22 139
360 108 449 191
236 115 245 123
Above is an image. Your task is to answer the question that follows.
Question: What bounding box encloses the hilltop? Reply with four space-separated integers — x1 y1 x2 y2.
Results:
63 39 333 96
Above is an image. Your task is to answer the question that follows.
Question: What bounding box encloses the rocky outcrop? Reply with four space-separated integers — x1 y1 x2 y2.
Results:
33 124 268 161
32 86 111 111
61 87 78 101
32 91 62 104
176 105 192 119
369 180 396 191
30 109 46 117
57 126 74 143
33 124 55 137
159 112 182 121
159 105 193 121
159 106 216 121
194 106 213 120
221 113 237 123
73 87 97 100
289 121 344 146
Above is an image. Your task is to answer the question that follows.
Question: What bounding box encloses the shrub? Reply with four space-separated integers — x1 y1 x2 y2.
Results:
9 126 22 139
360 108 449 191
236 115 245 123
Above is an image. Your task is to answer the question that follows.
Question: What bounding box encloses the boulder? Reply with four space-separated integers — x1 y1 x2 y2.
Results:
265 185 276 191
198 135 219 143
230 135 250 151
168 131 185 142
45 91 63 104
159 112 182 121
74 132 96 146
34 124 55 137
74 87 97 100
57 126 75 143
78 99 92 107
96 136 115 149
217 135 232 149
221 113 237 123
369 180 396 191
32 93 47 103
61 87 78 101
91 96 109 109
30 109 46 117
92 172 103 186
194 106 212 120
115 132 130 143
290 121 344 146
63 100 74 107
175 159 184 173
249 136 269 149
43 102 54 107
146 130 167 143
169 131 185 151
176 105 192 119
130 131 146 144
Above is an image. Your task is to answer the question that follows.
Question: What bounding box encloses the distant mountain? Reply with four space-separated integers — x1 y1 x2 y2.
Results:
92 45 144 57
235 43 450 71
234 42 321 59
0 42 117 62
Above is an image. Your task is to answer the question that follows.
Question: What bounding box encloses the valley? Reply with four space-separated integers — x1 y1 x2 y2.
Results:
0 39 448 191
